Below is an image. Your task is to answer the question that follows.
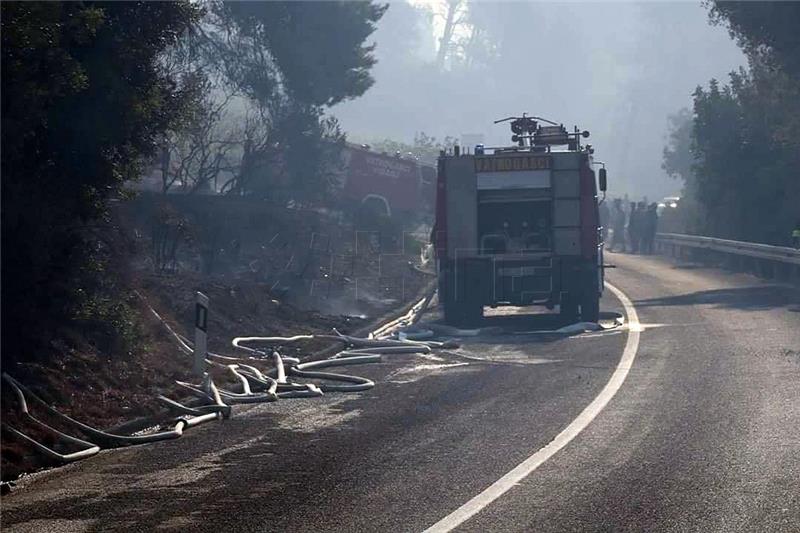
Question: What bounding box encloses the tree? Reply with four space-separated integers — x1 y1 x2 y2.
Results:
428 0 495 71
1 1 200 360
240 104 346 204
214 1 386 107
667 2 800 245
187 1 385 202
683 67 799 245
163 79 238 194
218 104 283 196
663 3 800 245
435 0 464 69
662 108 695 183
708 1 800 79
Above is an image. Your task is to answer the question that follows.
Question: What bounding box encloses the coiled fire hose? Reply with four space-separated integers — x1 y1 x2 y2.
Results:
2 291 440 468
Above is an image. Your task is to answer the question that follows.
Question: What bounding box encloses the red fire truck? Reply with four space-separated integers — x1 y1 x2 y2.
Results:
433 116 608 325
339 144 435 221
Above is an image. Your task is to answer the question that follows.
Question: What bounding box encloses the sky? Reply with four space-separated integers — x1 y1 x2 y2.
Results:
332 0 746 202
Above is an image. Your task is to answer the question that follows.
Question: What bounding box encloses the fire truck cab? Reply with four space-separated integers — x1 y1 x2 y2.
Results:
433 115 608 325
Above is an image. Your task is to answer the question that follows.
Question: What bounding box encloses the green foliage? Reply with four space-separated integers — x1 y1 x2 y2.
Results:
239 103 347 203
690 68 799 245
662 108 695 182
280 107 347 203
151 203 190 272
708 1 800 79
73 285 142 358
191 1 385 202
1 1 200 362
665 66 800 245
221 1 387 107
662 3 800 246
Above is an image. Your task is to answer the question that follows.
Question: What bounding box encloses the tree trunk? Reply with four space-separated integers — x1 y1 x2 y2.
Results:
436 0 460 70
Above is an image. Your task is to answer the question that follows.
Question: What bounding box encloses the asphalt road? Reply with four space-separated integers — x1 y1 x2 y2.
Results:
2 253 799 532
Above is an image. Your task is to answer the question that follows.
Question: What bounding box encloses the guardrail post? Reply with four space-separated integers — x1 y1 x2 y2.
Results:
194 291 209 377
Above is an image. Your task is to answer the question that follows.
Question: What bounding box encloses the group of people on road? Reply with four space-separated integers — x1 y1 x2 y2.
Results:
601 198 659 254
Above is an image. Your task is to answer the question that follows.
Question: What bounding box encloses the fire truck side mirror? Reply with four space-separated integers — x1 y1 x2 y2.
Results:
598 168 607 192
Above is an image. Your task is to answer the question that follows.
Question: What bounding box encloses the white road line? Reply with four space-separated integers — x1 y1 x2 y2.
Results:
423 282 641 533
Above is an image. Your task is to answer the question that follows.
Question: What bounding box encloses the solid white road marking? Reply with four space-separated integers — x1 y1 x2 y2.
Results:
423 282 641 533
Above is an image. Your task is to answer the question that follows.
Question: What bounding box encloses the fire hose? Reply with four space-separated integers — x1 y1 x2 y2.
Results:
2 290 439 470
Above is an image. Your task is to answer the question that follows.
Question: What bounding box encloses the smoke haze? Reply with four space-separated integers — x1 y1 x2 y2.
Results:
333 1 745 201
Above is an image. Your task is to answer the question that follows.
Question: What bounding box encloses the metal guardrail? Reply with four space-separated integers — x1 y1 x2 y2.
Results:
655 233 800 266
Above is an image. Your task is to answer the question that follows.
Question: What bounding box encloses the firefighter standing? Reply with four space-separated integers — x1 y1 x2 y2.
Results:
627 202 639 253
641 203 659 254
609 199 626 252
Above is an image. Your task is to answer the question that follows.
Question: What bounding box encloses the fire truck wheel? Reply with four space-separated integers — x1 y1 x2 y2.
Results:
580 272 601 322
441 290 462 326
442 294 482 326
464 297 483 327
580 296 600 323
559 294 579 323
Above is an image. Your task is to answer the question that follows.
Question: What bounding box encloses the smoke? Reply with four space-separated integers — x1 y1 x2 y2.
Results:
333 1 745 202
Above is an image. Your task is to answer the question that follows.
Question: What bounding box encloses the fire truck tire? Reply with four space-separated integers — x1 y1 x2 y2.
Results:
440 274 461 325
441 291 482 326
580 296 600 323
559 294 579 323
442 293 461 325
464 294 483 327
580 272 601 322
440 265 484 326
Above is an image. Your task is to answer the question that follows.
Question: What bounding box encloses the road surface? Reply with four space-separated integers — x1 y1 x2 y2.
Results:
2 253 799 532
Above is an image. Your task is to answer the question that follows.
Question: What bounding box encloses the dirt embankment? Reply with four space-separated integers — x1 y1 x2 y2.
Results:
1 194 431 483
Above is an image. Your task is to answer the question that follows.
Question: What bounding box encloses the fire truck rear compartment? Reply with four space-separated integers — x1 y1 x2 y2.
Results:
473 190 553 305
477 193 552 254
437 147 600 323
